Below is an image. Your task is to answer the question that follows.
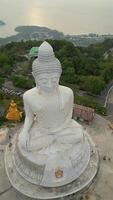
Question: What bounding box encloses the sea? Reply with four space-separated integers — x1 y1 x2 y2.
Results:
0 0 113 38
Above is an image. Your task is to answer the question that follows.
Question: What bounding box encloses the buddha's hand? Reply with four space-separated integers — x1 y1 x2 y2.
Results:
18 130 28 149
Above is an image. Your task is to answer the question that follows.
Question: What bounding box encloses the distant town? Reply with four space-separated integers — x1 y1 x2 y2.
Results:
0 25 113 47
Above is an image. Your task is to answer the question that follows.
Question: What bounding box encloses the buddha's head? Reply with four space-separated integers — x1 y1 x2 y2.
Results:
32 41 62 93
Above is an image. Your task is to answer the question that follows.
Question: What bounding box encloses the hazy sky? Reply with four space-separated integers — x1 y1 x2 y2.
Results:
0 0 113 37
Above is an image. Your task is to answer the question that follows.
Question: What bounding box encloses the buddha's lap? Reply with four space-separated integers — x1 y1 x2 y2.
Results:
30 119 82 137
28 124 83 151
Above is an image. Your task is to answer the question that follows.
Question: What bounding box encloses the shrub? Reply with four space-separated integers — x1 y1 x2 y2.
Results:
79 76 106 95
12 75 34 89
75 94 107 115
0 90 6 99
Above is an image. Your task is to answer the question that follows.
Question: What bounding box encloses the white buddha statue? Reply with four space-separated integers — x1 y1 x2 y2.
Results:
17 41 90 187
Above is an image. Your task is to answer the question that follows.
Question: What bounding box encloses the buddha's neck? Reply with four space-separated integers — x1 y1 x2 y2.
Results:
36 86 63 110
37 87 59 96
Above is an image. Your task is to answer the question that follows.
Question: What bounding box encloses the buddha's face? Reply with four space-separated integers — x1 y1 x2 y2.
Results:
34 72 60 93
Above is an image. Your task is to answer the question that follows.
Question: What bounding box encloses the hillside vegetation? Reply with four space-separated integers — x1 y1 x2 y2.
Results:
0 38 113 120
0 39 113 93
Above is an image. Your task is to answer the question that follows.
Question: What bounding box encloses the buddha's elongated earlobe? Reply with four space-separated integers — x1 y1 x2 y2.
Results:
38 86 42 95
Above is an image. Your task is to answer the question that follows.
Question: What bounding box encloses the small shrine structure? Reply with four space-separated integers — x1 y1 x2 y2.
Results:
29 47 39 58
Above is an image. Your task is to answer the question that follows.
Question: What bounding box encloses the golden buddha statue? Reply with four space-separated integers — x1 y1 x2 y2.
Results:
6 100 22 121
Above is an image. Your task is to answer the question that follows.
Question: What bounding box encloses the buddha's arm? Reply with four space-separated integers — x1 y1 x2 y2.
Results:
52 89 74 133
19 94 34 148
22 94 34 133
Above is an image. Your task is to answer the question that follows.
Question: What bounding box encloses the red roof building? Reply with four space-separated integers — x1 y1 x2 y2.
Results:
73 104 95 123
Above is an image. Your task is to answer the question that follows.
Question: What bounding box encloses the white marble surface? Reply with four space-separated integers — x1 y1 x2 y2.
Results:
4 131 98 199
17 41 91 187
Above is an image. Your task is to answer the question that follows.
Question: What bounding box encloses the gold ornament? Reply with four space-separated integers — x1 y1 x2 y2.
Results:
6 100 22 121
55 167 63 178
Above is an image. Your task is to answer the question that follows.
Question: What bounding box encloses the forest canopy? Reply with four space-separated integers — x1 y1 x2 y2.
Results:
0 39 113 95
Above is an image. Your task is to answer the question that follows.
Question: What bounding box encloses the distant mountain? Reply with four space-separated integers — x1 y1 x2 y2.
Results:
0 26 65 46
0 25 113 47
0 20 6 26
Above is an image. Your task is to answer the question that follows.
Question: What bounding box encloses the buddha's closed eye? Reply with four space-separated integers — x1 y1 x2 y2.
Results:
39 79 48 84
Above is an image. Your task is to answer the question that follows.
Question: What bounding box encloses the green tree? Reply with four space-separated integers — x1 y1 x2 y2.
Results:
86 44 105 59
0 53 13 76
78 57 100 75
0 77 5 88
12 75 34 89
79 76 106 94
103 39 113 50
102 62 113 83
61 59 76 83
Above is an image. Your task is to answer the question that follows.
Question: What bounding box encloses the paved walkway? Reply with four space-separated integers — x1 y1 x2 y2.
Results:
0 115 113 200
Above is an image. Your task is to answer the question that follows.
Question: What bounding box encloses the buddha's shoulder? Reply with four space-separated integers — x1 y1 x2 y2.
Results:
59 85 73 96
23 87 38 99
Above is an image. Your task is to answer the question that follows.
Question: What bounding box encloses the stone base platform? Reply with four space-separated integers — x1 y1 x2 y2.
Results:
4 133 99 200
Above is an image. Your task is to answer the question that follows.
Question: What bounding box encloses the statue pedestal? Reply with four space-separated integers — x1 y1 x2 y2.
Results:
5 132 99 200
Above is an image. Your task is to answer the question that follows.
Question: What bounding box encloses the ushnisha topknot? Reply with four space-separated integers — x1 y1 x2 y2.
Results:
32 41 62 77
